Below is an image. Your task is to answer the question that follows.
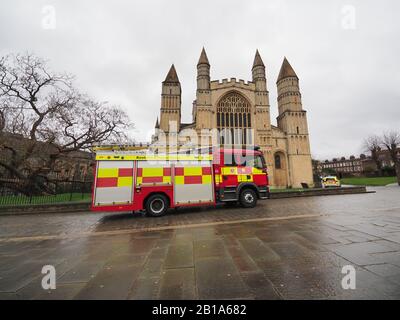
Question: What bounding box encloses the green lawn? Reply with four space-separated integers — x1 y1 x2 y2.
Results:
341 176 397 186
0 193 91 207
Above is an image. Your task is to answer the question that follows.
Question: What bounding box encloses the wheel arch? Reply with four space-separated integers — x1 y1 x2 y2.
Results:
143 192 171 209
237 182 260 198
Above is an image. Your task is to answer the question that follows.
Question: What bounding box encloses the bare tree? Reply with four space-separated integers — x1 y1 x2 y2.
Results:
381 131 400 186
363 135 383 176
0 53 133 194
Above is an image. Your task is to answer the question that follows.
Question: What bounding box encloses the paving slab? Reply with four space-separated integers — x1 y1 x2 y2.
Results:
194 239 227 259
239 238 280 263
73 264 142 299
195 257 251 299
159 268 196 299
164 244 193 269
128 276 161 300
240 272 281 300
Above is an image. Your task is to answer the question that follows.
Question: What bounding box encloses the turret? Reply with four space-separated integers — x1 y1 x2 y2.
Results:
276 57 313 188
276 57 302 114
197 47 210 91
251 50 271 164
252 49 267 92
160 64 181 133
195 48 213 131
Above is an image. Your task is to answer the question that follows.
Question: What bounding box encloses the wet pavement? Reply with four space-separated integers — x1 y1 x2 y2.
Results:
0 186 400 299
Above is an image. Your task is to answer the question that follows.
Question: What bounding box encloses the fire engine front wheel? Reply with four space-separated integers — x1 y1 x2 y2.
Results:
239 188 257 208
145 194 169 217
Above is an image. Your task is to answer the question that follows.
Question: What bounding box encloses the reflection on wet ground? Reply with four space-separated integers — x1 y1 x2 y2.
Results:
0 186 400 299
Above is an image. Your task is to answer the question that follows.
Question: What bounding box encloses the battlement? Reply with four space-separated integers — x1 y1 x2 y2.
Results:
210 78 255 90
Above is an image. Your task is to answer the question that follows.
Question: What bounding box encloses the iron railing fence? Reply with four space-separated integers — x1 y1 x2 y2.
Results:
0 179 93 207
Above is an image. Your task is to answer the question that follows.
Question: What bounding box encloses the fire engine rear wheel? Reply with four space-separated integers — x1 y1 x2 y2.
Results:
239 188 257 208
145 194 169 217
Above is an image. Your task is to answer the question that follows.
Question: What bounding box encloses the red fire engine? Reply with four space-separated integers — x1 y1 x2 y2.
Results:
91 146 269 217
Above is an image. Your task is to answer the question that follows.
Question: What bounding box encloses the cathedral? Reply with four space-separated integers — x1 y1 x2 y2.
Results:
152 48 313 188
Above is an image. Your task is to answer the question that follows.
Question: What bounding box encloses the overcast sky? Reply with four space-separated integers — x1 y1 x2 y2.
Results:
1 0 399 160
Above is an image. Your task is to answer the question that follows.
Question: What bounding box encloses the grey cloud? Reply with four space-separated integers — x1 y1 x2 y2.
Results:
0 0 399 159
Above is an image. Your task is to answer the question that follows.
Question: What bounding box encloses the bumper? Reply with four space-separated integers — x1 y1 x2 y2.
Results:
322 184 341 188
259 186 270 199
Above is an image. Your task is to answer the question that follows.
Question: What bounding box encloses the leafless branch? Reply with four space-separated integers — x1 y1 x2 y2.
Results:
0 52 133 194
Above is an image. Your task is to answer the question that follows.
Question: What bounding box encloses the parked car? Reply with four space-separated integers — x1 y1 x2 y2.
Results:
321 176 341 188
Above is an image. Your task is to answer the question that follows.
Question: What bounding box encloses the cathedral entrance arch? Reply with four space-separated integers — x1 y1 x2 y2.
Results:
273 151 288 187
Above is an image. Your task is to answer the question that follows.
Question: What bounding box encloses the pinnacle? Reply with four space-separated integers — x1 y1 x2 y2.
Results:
164 64 180 83
277 57 298 82
197 47 210 66
252 49 265 69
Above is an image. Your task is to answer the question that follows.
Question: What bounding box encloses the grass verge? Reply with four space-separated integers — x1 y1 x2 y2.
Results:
341 176 397 186
0 193 91 207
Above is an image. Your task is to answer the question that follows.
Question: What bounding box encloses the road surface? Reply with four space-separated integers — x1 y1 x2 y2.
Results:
0 186 400 299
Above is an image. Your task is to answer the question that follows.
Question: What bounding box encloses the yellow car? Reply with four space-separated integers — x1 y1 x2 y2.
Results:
321 176 341 188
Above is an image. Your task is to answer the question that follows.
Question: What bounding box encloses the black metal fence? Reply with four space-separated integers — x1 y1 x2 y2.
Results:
0 179 93 207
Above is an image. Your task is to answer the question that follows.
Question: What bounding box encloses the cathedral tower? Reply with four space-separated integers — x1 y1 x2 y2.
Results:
159 64 181 133
276 57 313 187
252 50 273 180
153 51 314 187
252 50 271 135
195 48 213 131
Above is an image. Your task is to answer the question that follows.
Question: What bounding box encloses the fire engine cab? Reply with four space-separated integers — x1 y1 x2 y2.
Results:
91 146 269 217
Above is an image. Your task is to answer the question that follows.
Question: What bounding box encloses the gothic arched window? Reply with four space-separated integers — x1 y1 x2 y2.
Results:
217 92 251 145
275 154 282 169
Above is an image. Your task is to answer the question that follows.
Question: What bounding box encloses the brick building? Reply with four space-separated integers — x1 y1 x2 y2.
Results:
319 149 400 177
0 132 94 182
321 156 365 177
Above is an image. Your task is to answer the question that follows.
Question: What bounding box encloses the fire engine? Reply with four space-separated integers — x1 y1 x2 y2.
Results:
91 146 269 217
